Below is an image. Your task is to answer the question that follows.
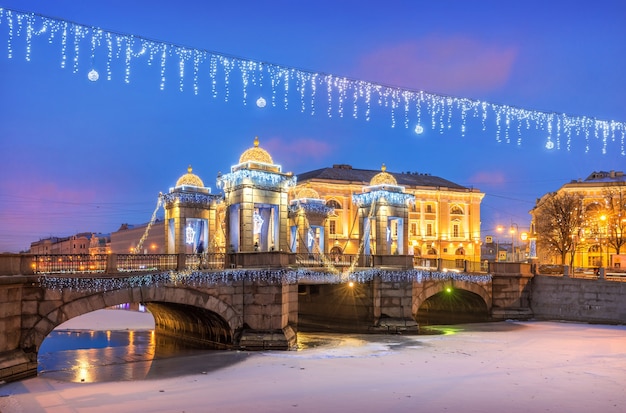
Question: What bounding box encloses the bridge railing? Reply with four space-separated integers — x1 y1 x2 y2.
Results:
31 254 108 274
295 253 359 268
116 254 178 272
27 253 228 274
185 253 226 270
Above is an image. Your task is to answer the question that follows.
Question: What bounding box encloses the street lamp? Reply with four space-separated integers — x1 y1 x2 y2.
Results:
600 214 609 267
510 222 519 262
496 225 504 262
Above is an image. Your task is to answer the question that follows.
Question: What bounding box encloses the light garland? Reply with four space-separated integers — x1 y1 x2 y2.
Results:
1 7 623 155
288 199 334 216
161 191 221 207
353 189 415 207
38 268 492 292
216 169 297 191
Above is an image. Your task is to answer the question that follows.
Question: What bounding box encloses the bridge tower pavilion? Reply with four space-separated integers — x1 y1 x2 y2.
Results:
217 137 296 253
288 185 334 254
353 164 415 260
163 165 222 254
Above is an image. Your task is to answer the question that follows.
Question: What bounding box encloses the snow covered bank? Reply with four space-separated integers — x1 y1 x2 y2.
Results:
0 309 624 412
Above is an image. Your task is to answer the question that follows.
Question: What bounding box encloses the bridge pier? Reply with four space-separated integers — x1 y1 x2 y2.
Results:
490 262 534 320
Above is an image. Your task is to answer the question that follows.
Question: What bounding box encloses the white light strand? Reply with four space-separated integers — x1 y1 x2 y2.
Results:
0 7 624 156
38 268 492 293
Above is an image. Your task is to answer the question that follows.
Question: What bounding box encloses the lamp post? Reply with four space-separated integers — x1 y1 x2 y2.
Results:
510 222 519 262
495 225 504 262
600 214 609 267
520 232 528 262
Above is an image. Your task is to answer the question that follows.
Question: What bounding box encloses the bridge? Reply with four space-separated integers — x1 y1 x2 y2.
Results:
0 252 540 382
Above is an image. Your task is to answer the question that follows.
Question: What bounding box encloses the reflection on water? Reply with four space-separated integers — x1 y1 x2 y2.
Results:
38 329 250 383
38 329 157 383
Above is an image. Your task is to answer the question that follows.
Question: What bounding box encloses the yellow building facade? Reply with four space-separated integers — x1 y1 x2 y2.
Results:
531 170 626 269
294 163 484 270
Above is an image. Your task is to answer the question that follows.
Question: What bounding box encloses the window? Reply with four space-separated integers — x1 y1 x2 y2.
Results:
410 223 416 235
326 199 342 209
450 205 464 215
426 223 433 236
453 224 459 238
329 220 337 235
426 204 433 213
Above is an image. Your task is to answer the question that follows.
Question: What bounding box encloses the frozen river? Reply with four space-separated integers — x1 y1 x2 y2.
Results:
1 309 625 412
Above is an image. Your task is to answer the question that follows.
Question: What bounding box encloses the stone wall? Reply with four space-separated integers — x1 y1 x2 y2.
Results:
530 275 626 324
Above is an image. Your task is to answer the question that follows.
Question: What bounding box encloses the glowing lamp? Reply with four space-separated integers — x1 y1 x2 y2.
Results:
87 69 99 81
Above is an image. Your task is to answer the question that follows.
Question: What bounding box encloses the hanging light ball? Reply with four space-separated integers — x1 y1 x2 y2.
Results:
545 141 554 150
87 69 99 82
256 97 267 108
414 124 424 135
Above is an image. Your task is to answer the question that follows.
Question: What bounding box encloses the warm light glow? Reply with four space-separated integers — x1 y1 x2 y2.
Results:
348 281 354 288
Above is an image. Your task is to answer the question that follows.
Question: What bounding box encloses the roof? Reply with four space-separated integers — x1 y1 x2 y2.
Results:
296 164 470 190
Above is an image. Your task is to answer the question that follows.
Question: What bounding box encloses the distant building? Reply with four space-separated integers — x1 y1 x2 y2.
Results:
530 170 626 268
88 233 111 255
30 233 94 255
110 221 165 254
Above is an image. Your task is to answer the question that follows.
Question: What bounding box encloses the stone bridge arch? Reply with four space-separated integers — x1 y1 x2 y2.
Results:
22 285 241 354
412 279 492 319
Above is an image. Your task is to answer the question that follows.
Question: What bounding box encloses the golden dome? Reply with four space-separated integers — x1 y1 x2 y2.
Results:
176 165 204 187
369 164 397 186
239 136 273 164
296 186 320 199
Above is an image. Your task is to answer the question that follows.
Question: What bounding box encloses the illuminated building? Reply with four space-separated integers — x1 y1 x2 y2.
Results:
530 170 626 268
27 137 485 272
295 163 484 270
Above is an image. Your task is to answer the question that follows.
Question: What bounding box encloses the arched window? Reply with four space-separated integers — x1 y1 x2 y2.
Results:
450 205 464 215
326 199 342 236
455 247 465 256
588 244 602 253
330 246 342 255
326 199 342 210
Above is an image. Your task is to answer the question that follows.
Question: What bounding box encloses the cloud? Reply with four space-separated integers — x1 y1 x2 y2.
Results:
354 35 518 96
263 137 333 169
466 171 507 186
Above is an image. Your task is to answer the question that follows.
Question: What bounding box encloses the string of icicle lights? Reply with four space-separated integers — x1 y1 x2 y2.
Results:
1 7 624 156
38 268 493 293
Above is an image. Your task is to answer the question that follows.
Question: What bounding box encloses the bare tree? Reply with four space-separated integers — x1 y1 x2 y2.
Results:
533 191 585 266
602 186 626 256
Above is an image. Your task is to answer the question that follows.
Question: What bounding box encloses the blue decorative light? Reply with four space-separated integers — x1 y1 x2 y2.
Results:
288 199 334 216
353 190 415 207
1 7 624 156
216 169 297 191
38 268 492 292
162 192 220 207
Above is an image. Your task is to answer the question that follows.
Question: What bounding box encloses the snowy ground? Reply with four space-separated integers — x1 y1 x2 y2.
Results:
1 309 625 413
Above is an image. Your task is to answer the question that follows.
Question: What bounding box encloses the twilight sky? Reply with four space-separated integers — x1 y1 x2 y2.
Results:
1 0 625 253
